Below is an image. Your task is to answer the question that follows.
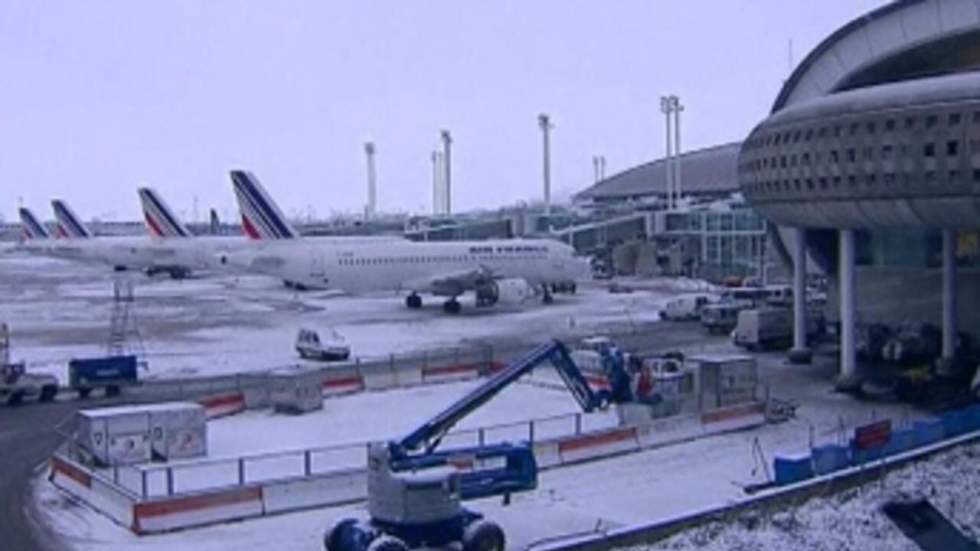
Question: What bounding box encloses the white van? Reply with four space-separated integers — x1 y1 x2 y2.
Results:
661 294 716 321
732 308 824 350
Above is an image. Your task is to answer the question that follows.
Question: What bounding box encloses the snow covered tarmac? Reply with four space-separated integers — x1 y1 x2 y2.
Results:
0 251 685 383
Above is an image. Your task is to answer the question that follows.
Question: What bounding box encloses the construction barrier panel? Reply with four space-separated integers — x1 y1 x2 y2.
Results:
882 428 917 458
421 363 482 384
942 409 970 437
197 394 247 419
810 444 850 475
261 469 367 514
49 455 135 528
913 419 946 447
532 441 562 469
320 374 364 397
358 362 399 391
557 427 639 465
967 404 980 431
700 402 766 430
773 453 813 485
635 415 702 449
132 486 264 534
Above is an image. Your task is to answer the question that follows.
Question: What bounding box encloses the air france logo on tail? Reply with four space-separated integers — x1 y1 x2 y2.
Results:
51 199 92 239
19 208 50 240
138 187 191 239
230 170 299 240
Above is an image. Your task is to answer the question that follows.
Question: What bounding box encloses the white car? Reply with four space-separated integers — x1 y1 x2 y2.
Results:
295 328 351 362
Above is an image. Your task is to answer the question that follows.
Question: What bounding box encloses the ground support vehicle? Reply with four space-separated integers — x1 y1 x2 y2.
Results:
324 340 642 551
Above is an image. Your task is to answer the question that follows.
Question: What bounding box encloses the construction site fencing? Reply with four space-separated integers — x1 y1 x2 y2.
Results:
65 408 618 499
125 344 496 403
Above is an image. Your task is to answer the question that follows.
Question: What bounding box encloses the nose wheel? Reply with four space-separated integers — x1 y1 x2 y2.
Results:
541 285 554 304
405 293 423 309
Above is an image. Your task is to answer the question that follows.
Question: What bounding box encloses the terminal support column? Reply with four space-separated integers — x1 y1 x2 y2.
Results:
838 229 857 387
942 229 958 363
790 228 811 363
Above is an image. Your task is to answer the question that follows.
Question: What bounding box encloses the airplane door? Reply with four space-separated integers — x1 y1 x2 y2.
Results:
311 250 326 278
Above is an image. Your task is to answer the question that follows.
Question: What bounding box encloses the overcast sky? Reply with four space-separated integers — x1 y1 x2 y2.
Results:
1 0 886 223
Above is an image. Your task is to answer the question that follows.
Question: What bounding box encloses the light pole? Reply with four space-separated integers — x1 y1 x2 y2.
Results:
440 130 452 216
671 95 684 208
538 114 552 217
660 96 675 210
431 150 440 216
364 142 377 220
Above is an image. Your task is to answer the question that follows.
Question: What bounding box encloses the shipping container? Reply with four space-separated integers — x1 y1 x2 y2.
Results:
68 355 138 398
76 405 153 466
143 402 208 461
269 365 324 414
688 354 758 410
76 402 207 466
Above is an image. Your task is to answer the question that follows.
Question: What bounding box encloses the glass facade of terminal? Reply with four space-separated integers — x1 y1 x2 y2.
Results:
660 208 768 280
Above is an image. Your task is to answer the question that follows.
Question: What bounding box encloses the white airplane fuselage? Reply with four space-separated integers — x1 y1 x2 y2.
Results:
225 238 589 295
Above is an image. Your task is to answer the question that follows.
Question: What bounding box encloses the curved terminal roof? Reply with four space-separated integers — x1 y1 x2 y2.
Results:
741 0 980 230
575 142 741 203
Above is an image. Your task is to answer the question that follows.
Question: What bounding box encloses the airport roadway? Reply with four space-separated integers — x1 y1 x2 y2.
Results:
0 397 118 551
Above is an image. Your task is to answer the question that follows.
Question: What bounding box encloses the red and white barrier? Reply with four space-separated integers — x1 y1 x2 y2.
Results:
557 427 639 464
132 486 264 534
701 402 766 434
50 455 92 495
533 441 562 468
422 363 482 384
263 470 367 514
321 375 364 397
197 394 247 419
50 455 135 528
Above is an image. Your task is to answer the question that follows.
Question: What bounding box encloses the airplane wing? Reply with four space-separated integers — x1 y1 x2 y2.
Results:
403 265 495 296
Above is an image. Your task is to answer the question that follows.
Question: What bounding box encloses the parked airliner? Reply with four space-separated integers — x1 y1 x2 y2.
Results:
221 170 589 313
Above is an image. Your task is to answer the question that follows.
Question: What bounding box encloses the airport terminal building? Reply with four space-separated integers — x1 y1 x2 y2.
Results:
738 0 980 382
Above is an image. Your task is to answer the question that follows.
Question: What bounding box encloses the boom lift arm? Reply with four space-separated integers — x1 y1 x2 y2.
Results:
396 339 612 457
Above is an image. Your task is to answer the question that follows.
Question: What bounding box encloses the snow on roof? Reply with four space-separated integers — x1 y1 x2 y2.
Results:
79 401 202 417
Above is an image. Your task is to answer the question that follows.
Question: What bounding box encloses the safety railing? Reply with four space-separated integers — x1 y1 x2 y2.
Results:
101 408 619 499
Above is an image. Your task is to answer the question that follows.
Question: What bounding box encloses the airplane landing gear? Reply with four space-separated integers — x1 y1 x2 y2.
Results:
443 298 462 314
405 293 423 309
541 285 554 305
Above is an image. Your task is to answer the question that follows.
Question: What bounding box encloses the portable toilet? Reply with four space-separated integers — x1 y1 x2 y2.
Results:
269 365 324 414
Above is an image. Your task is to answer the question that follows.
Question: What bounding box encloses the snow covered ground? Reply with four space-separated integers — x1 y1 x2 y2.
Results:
0 251 688 383
114 378 620 497
639 441 980 551
37 343 954 551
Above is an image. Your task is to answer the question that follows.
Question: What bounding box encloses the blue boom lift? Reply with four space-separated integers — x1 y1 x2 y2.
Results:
324 339 636 551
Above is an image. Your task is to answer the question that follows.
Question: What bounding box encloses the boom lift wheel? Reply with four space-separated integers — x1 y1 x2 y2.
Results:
462 520 506 551
324 519 369 551
366 535 409 551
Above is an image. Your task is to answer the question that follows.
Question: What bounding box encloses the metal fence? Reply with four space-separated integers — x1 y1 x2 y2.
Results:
80 408 618 499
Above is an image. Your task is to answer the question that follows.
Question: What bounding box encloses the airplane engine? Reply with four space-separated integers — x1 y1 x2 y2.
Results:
476 278 532 306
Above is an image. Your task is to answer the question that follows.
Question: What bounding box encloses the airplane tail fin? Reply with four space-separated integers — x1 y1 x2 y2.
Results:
50 199 92 239
209 208 221 236
138 187 192 238
230 170 299 240
19 208 50 240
